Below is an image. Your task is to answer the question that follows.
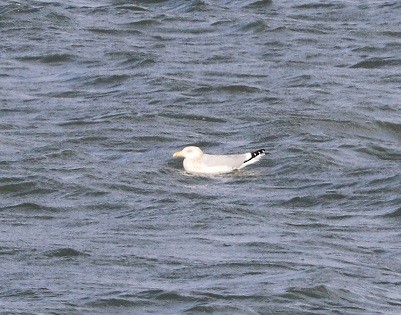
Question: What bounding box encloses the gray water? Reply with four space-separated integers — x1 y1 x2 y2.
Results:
1 0 401 314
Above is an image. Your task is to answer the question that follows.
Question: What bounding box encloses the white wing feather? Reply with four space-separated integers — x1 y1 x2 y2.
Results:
181 149 265 174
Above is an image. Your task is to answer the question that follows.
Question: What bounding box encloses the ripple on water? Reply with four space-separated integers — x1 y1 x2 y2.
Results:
1 1 400 314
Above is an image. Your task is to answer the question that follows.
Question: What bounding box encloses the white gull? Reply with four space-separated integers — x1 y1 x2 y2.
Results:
173 146 266 174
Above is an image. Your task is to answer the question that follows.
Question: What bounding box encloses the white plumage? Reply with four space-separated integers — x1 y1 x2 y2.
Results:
173 146 266 174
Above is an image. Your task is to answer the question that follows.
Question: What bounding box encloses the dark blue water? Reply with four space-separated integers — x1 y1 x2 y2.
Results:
1 0 401 314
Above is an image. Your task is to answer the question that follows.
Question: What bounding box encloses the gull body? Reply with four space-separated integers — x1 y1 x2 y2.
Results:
173 146 266 174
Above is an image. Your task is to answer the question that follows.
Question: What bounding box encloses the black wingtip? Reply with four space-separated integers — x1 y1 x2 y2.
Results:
244 149 266 163
251 149 266 158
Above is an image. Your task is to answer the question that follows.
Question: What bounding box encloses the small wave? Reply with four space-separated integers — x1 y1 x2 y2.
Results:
243 0 273 9
135 289 197 303
194 84 261 94
295 3 346 9
0 2 40 14
86 74 130 86
239 20 268 33
162 112 227 123
17 53 75 64
45 248 89 258
283 284 365 314
114 5 148 12
282 191 348 208
350 57 401 69
0 3 23 15
172 0 211 13
123 19 160 28
45 11 72 25
0 180 53 195
2 202 58 213
58 111 131 125
286 285 335 299
185 304 256 314
375 119 401 136
87 27 123 35
0 246 20 256
86 290 198 309
382 31 401 38
0 171 64 198
119 56 156 68
357 145 401 161
382 207 401 218
87 298 140 307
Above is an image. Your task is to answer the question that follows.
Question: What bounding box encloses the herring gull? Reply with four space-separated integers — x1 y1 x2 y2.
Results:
173 146 266 174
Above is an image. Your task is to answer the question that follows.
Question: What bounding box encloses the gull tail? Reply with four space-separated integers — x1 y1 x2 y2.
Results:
239 149 266 169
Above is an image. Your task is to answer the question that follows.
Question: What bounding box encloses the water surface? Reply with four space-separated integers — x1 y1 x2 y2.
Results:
1 0 401 314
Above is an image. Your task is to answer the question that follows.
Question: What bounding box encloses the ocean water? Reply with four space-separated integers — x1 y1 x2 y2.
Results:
1 0 401 314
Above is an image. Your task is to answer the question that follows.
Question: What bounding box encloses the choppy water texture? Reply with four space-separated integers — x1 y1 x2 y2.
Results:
1 0 401 314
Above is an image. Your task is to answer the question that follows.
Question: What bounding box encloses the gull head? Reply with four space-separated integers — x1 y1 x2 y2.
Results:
173 146 203 159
